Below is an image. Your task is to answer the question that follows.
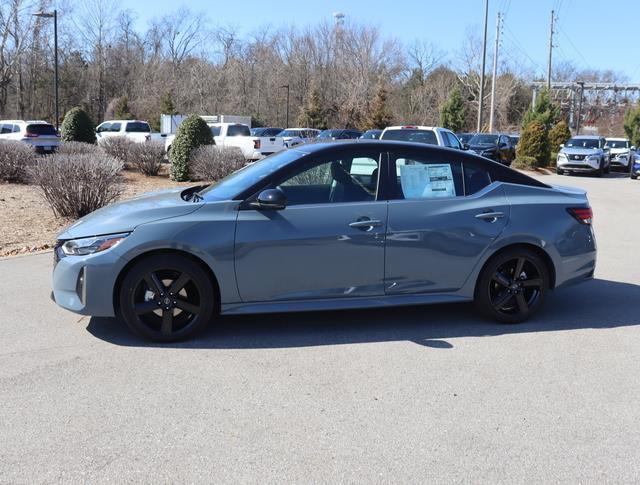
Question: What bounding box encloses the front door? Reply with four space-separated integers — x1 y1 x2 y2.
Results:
384 150 510 294
234 149 387 302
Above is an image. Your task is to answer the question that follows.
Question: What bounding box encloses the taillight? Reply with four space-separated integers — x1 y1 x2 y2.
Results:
567 207 593 225
253 139 261 149
401 125 417 129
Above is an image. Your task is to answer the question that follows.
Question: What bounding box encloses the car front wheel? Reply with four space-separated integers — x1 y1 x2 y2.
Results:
474 248 549 324
118 254 215 342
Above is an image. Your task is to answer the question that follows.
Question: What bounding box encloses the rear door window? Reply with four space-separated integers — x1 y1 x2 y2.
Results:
211 126 221 136
390 152 463 199
110 122 122 132
0 124 13 134
125 122 150 132
227 124 251 137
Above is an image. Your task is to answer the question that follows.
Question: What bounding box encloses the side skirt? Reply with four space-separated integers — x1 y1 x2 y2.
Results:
221 293 472 315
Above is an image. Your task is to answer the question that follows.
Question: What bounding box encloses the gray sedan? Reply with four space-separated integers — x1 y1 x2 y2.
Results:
52 141 597 342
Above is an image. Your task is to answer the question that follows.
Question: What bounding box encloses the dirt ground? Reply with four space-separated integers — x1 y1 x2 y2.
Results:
0 169 191 257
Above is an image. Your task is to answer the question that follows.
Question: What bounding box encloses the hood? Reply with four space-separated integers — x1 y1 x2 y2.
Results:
610 147 629 154
470 144 497 151
57 187 204 240
561 146 600 155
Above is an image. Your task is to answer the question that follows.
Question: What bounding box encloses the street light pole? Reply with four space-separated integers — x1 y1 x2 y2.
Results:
33 10 59 130
280 84 290 128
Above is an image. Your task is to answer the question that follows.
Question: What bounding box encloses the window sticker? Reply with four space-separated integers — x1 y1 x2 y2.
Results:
399 163 456 198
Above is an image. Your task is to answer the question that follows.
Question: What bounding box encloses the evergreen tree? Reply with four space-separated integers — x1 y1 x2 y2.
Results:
114 96 134 119
159 91 177 115
623 106 640 147
517 121 550 167
548 120 571 153
364 84 393 130
297 88 328 129
523 88 560 129
60 107 96 144
439 87 466 133
169 115 213 181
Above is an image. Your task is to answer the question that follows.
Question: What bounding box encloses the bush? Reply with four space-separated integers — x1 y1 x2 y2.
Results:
511 156 538 170
29 153 123 218
56 141 100 155
169 114 213 181
127 143 165 176
101 137 136 165
516 121 550 167
190 145 246 181
549 120 571 153
0 141 37 183
60 107 96 144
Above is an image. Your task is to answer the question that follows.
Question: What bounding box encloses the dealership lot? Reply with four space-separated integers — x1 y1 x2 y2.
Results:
1 173 639 483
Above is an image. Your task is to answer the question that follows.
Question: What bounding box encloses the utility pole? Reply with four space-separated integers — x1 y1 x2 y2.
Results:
477 0 489 132
547 10 555 91
576 81 585 135
488 12 501 133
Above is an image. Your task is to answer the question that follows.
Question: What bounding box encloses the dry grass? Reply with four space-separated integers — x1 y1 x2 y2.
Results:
0 168 192 257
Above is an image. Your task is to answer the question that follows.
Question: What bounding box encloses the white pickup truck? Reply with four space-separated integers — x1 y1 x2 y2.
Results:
165 122 284 161
95 120 155 144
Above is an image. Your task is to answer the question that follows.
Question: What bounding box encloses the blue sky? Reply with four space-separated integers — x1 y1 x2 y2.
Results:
130 0 640 82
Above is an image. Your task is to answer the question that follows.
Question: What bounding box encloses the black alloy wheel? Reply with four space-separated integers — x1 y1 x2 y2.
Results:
475 249 549 323
119 254 215 342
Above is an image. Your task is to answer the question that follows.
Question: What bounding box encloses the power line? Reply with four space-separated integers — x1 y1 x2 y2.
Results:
556 25 593 71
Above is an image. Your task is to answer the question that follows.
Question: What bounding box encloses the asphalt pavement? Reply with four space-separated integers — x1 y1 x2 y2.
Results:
1 172 639 483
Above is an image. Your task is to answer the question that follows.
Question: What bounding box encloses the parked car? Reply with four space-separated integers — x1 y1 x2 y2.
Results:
556 135 611 176
317 129 362 140
381 125 465 150
508 134 520 147
605 137 633 172
250 127 283 137
0 120 61 153
360 129 383 140
277 128 320 147
166 123 284 161
631 150 640 180
95 120 153 145
456 133 475 144
466 133 516 166
51 140 596 342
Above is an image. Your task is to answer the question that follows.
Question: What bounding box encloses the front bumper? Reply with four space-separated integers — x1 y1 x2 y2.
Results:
557 156 601 172
52 248 125 317
610 155 630 168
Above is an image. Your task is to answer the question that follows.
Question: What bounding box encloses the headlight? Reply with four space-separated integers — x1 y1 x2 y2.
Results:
557 153 567 160
61 232 129 256
586 155 600 161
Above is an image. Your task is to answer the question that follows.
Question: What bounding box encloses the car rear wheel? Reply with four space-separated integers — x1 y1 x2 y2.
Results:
475 248 549 324
118 254 215 342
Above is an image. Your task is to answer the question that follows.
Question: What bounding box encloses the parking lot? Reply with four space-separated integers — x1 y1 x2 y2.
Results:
1 172 639 483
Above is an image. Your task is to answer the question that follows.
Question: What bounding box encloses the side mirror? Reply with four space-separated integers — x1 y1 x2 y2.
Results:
462 143 470 150
560 143 564 148
250 188 286 210
632 146 637 151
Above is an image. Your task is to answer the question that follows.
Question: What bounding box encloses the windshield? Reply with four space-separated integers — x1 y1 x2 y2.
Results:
606 139 629 149
469 134 499 145
199 149 303 201
227 124 251 136
360 130 381 139
381 129 437 145
566 138 599 149
279 129 302 137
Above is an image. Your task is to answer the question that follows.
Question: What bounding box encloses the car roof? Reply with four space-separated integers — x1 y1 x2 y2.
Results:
572 135 601 139
605 137 628 141
101 119 149 123
384 125 444 131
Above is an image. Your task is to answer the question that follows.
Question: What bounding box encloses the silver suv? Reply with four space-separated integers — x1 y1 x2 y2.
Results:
0 120 61 153
556 135 610 176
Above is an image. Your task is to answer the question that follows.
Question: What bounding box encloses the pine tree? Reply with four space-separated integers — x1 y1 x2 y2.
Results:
114 96 134 119
517 121 549 167
439 87 466 133
548 120 571 153
623 106 640 147
523 88 560 129
60 107 96 144
364 84 393 130
297 88 328 129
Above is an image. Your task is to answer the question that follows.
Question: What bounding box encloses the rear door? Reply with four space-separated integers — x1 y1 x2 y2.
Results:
384 149 509 294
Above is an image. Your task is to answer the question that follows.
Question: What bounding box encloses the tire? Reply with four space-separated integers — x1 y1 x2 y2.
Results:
118 254 216 342
604 158 610 174
632 173 638 180
556 167 563 175
474 248 550 324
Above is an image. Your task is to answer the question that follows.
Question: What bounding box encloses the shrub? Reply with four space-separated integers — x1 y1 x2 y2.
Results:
60 107 96 144
549 120 571 153
101 137 136 165
516 121 550 167
169 114 213 181
56 141 100 155
127 143 165 176
512 156 538 170
29 152 123 218
0 141 37 183
190 145 246 181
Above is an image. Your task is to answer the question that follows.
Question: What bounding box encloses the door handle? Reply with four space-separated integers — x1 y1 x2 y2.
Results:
349 219 383 231
475 211 505 222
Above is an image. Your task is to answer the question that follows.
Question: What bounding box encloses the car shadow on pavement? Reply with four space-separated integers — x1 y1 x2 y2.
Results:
87 278 640 349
